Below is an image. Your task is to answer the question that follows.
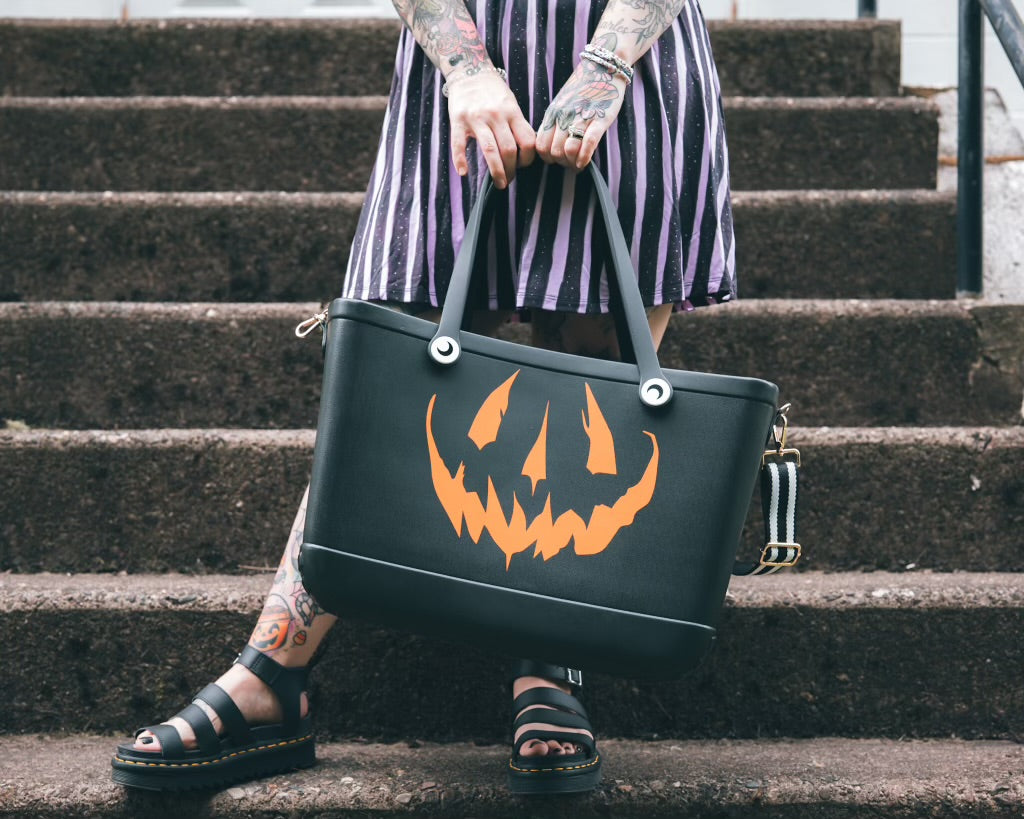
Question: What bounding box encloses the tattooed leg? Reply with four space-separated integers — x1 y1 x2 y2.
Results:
133 485 329 752
248 484 338 664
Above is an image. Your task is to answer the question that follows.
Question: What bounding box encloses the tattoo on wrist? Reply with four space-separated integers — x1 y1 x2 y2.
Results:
541 60 622 133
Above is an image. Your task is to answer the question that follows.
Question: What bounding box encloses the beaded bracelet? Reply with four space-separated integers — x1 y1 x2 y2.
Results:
441 67 508 98
581 44 634 83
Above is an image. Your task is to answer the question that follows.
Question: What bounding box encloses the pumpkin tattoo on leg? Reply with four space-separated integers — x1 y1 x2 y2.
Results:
251 594 293 652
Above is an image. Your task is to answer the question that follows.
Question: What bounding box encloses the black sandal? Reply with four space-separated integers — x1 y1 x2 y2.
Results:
111 646 315 791
507 660 602 795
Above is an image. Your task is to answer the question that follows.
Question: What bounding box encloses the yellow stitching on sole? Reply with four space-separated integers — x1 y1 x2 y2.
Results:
508 753 600 773
112 735 314 769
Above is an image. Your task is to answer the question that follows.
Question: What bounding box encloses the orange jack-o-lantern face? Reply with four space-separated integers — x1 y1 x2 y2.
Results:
425 370 659 569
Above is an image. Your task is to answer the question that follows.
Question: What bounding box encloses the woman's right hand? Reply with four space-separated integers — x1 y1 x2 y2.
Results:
446 72 536 189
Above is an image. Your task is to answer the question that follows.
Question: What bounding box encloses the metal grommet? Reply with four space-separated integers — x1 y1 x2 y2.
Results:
428 335 461 365
639 377 672 407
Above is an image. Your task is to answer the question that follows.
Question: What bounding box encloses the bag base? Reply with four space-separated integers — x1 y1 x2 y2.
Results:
300 542 716 679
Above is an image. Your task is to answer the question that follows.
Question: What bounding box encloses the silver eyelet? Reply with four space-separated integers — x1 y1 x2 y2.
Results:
640 377 672 407
428 335 461 365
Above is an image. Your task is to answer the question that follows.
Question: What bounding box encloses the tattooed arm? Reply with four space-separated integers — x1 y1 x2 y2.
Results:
536 0 686 169
392 0 536 187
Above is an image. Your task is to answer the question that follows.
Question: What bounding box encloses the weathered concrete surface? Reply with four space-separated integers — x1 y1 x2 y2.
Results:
3 572 1024 740
724 97 937 190
0 96 937 192
0 96 387 193
0 429 314 573
2 427 1023 574
4 301 1020 429
0 18 900 99
0 19 405 98
2 735 1023 818
0 192 361 302
660 300 1024 427
731 190 955 299
0 192 361 303
0 190 956 302
709 20 901 98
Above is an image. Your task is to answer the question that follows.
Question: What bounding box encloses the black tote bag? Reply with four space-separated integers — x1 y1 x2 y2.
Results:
298 165 781 679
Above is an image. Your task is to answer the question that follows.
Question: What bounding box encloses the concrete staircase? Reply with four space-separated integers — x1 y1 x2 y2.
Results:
2 17 1024 817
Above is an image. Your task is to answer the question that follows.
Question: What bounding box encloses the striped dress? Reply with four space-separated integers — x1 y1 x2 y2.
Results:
342 0 734 314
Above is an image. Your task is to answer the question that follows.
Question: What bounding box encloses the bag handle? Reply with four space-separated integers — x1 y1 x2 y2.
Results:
428 164 673 408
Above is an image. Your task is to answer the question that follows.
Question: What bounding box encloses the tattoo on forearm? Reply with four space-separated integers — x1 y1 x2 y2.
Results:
393 0 490 75
594 0 686 50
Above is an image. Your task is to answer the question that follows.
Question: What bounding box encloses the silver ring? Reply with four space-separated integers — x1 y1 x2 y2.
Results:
566 128 586 140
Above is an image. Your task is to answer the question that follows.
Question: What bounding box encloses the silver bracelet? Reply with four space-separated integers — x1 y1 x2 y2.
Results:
579 50 633 84
582 44 634 82
441 66 508 98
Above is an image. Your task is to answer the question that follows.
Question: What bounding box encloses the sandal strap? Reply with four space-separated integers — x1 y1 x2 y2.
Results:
512 708 593 733
514 729 596 756
513 706 592 733
144 723 186 759
175 703 221 756
510 660 582 689
236 645 307 733
195 683 251 746
512 687 589 722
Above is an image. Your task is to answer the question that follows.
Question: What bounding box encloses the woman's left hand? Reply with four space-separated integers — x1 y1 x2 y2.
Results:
535 60 629 170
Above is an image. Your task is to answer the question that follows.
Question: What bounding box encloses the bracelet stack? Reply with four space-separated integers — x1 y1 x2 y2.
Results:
580 43 634 83
441 66 508 98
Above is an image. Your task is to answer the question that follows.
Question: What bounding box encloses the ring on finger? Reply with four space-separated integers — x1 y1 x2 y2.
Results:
566 128 586 140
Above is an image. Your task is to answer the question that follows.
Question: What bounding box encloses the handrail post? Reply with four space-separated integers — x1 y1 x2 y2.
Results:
958 0 984 297
858 0 877 18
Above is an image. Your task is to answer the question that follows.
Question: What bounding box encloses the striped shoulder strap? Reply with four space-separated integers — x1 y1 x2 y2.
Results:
733 404 802 577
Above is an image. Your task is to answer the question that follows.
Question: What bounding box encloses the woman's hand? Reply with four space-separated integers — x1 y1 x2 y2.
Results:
447 72 537 189
536 61 628 170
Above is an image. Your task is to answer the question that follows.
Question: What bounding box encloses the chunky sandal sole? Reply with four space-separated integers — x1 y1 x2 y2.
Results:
507 753 602 795
112 646 315 792
111 733 316 792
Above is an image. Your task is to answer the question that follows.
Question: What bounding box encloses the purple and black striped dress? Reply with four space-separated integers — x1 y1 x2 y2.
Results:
342 0 734 314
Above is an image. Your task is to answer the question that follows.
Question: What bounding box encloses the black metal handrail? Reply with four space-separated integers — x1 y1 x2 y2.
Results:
959 0 1024 296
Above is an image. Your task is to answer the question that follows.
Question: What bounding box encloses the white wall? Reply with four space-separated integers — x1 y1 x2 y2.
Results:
701 0 1024 138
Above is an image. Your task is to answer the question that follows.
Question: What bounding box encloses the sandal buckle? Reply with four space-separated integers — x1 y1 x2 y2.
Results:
566 668 583 687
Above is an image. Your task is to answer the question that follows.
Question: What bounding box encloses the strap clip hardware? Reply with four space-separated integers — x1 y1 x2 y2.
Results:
763 447 802 467
760 543 802 568
763 403 801 466
295 309 328 338
566 668 583 687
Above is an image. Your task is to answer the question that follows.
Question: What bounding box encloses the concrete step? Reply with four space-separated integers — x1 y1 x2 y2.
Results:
2 734 1022 818
0 190 956 302
0 96 938 192
2 572 1024 740
1 301 1020 429
0 18 901 99
2 427 1023 575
